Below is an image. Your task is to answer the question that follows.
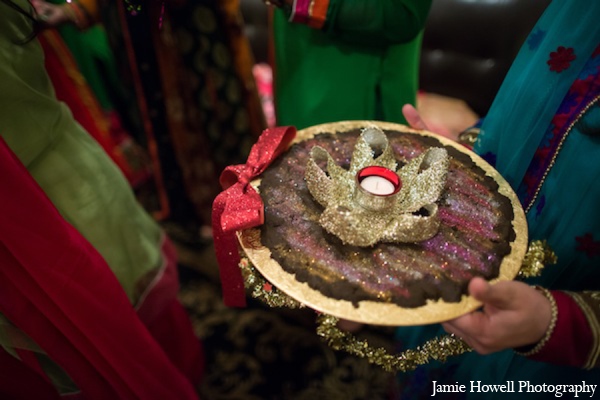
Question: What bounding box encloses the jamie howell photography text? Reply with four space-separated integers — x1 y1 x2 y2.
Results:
431 381 597 398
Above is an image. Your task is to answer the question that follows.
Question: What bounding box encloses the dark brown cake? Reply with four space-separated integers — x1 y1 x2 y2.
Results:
259 128 515 308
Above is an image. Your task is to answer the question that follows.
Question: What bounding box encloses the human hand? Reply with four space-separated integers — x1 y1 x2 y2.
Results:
402 102 474 142
31 0 70 27
402 103 430 131
441 277 552 355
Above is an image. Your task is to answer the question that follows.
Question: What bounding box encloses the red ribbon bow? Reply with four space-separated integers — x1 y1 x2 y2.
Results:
212 126 296 307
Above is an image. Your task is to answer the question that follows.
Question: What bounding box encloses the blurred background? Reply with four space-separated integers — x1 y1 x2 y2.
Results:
33 0 550 398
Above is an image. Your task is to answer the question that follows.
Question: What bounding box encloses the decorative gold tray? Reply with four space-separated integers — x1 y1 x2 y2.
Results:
238 121 528 326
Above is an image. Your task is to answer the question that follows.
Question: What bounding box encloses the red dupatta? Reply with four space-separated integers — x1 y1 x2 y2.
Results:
0 137 199 399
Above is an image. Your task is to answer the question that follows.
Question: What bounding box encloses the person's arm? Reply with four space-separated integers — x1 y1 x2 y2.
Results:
267 0 432 46
521 290 599 368
442 278 600 368
403 103 481 146
402 104 599 368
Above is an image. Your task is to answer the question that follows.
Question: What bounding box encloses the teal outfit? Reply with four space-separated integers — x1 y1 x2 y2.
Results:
396 1 600 398
273 1 432 130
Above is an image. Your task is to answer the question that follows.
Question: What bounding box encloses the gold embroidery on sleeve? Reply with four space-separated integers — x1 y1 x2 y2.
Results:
567 291 600 369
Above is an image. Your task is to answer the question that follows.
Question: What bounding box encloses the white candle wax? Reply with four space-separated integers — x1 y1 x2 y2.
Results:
359 175 396 195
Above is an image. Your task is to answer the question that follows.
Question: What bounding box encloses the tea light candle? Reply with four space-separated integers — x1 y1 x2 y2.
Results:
360 176 396 195
355 166 401 211
357 166 401 195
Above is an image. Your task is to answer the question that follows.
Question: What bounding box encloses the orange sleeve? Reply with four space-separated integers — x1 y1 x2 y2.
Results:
76 0 99 22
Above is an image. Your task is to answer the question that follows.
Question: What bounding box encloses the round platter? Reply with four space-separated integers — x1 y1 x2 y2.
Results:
238 121 528 326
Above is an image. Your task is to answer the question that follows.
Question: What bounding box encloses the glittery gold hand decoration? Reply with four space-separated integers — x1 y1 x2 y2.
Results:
305 126 449 247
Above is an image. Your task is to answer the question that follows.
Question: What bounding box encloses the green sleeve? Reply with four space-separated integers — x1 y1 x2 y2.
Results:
322 0 432 46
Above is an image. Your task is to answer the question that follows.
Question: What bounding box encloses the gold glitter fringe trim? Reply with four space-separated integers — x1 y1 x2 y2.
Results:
518 240 557 278
239 239 556 372
239 256 472 372
316 314 471 373
240 258 305 309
